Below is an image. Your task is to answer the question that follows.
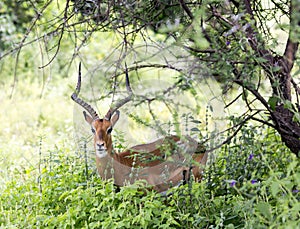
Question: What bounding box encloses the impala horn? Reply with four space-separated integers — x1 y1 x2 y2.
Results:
71 62 100 120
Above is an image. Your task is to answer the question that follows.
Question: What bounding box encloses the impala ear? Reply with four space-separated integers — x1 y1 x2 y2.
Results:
83 111 93 125
110 110 120 127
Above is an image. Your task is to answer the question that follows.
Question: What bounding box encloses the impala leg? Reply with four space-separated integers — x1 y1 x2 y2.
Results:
182 170 187 185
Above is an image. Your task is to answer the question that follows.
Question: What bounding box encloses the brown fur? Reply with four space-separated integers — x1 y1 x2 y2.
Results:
89 114 208 192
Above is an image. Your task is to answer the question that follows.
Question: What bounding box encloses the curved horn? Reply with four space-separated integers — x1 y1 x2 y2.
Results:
71 62 99 120
105 63 133 120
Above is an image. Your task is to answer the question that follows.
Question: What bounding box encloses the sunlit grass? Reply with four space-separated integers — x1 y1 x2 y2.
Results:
0 77 75 183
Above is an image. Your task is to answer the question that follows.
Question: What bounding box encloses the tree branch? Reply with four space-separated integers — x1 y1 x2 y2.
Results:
206 110 262 153
179 0 194 20
283 1 299 73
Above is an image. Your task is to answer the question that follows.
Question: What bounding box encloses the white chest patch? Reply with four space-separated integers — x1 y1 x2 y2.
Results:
96 150 108 159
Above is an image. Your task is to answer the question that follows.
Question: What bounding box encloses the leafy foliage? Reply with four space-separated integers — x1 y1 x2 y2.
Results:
1 0 300 154
0 0 44 50
1 126 299 228
0 1 299 228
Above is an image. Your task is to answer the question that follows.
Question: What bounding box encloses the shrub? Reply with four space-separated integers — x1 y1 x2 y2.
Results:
0 126 299 228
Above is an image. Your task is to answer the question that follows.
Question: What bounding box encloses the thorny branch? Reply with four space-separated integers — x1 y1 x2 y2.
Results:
9 0 53 98
2 0 300 155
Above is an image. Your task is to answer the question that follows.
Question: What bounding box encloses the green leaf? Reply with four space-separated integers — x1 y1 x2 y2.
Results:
256 202 272 221
271 66 281 72
271 182 280 197
255 57 268 63
283 100 293 110
293 112 300 123
190 120 201 124
268 96 279 110
190 127 200 132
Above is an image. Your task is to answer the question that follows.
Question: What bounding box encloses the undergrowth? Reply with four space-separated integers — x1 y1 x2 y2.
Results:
0 126 299 228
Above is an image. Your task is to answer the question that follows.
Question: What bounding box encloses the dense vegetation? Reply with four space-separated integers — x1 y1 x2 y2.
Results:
0 1 299 228
0 124 299 228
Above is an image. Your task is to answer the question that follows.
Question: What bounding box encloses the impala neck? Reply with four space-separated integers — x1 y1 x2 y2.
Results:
95 147 134 187
95 138 114 179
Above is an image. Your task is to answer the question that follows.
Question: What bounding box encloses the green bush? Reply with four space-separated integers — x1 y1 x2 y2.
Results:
0 126 299 228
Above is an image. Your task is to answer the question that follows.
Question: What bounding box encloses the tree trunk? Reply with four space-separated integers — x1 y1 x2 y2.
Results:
273 105 300 156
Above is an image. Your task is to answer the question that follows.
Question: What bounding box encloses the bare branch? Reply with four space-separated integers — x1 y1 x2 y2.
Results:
105 63 133 120
179 0 194 19
224 93 243 109
206 110 262 153
39 0 73 69
9 0 53 98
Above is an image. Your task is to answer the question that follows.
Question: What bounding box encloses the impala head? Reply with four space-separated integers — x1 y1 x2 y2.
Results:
83 109 120 157
71 63 132 157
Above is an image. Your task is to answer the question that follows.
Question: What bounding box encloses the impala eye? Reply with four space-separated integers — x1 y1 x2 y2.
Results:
91 128 96 134
107 127 113 134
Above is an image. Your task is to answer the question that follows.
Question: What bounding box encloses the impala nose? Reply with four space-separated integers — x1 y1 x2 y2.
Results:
97 143 105 150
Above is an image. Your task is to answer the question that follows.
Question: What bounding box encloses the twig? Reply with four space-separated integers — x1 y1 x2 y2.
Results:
206 110 262 152
9 0 52 98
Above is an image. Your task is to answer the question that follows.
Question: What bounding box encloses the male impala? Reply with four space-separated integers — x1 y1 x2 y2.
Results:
71 63 208 193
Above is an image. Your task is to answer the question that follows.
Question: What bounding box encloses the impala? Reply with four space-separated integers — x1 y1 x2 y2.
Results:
71 63 208 193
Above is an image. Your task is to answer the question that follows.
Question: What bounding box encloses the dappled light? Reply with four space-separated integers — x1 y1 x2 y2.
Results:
0 0 299 228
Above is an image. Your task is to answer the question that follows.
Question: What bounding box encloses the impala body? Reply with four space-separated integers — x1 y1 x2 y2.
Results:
71 63 208 193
